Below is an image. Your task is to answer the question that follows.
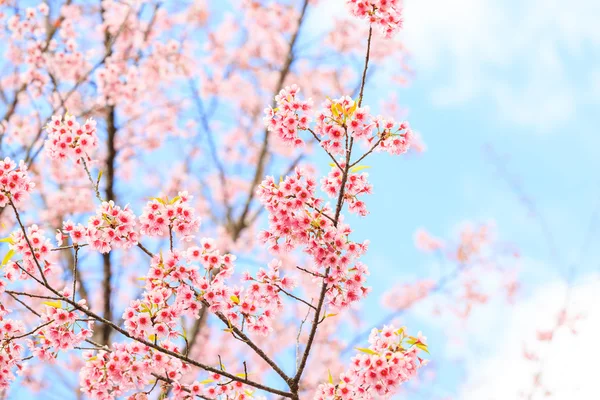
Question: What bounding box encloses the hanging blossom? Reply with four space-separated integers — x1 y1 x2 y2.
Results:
80 341 258 400
263 84 313 147
0 157 35 208
314 325 428 400
264 87 414 158
315 96 413 156
26 299 94 362
0 307 26 390
44 114 99 162
257 168 371 310
139 191 200 241
59 201 139 254
4 225 55 282
321 163 373 217
80 341 190 400
346 0 404 38
122 250 204 341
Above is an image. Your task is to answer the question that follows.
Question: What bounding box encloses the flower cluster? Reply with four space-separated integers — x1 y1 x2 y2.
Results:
0 157 35 208
174 372 258 400
123 251 203 340
0 311 26 390
5 225 54 282
81 340 257 400
27 301 94 361
315 96 370 155
80 341 189 400
374 117 412 155
264 84 313 147
139 192 200 241
61 201 139 253
315 325 427 400
44 114 99 161
257 168 371 310
315 96 413 157
321 163 373 216
346 0 404 38
191 245 291 336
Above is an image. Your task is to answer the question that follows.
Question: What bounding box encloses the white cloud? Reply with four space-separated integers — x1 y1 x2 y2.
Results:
457 275 600 399
401 0 600 131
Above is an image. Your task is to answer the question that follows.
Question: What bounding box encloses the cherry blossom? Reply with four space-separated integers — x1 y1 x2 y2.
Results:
44 114 99 162
0 157 35 208
346 0 404 38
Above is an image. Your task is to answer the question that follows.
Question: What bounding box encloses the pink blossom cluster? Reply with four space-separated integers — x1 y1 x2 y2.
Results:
315 325 427 400
80 340 257 400
80 341 189 400
0 157 35 207
321 163 373 216
257 168 371 310
192 248 291 336
374 117 412 155
0 309 26 390
5 225 54 282
139 192 200 241
173 371 258 400
315 96 413 156
27 302 94 361
6 6 46 40
123 251 203 340
264 84 313 147
61 201 139 253
44 114 99 161
316 96 370 155
346 0 404 38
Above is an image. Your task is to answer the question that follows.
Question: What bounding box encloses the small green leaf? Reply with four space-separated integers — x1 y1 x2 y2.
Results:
416 343 430 354
43 300 63 309
0 237 14 244
350 165 371 173
149 197 166 205
328 369 333 384
230 295 240 305
355 347 378 355
169 196 181 205
1 249 15 266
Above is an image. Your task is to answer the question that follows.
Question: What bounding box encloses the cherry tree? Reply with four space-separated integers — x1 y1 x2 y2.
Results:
0 0 443 399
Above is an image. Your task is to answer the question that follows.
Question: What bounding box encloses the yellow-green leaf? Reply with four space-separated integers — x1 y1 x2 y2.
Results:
331 103 340 118
230 295 240 305
0 237 14 244
199 379 215 384
348 100 358 116
416 343 430 354
2 249 15 266
169 196 181 205
149 197 166 205
43 300 63 309
328 369 333 384
148 334 157 341
350 165 371 173
355 347 378 355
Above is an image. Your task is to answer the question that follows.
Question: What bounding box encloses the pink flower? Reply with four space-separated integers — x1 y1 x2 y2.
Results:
346 0 404 38
0 157 35 208
44 114 99 162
